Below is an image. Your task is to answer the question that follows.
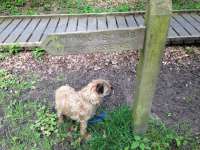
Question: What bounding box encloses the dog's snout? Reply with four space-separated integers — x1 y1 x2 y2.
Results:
110 86 113 90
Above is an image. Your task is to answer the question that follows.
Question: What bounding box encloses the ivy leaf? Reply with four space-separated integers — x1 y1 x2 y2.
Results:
139 143 145 150
131 142 139 149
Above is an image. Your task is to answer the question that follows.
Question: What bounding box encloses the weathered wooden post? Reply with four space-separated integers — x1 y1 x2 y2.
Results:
132 0 172 134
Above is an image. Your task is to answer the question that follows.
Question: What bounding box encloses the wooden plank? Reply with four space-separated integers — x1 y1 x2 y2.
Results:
182 14 200 32
28 18 49 42
116 16 127 28
134 15 145 26
107 15 117 29
5 18 31 43
55 17 68 33
87 16 97 31
77 17 87 31
0 19 4 25
125 15 137 27
168 27 178 38
17 18 40 43
41 27 145 55
0 19 12 33
0 19 21 43
170 17 189 36
191 14 200 23
173 15 199 36
40 17 59 41
66 17 78 32
97 16 107 30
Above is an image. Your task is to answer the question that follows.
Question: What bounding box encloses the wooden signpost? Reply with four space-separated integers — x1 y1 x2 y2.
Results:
132 0 172 134
41 27 145 55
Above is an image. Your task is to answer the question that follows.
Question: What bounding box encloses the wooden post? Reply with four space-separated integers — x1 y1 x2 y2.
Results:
132 0 172 134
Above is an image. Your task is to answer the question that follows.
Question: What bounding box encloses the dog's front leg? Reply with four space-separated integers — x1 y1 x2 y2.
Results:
80 120 91 140
80 120 87 136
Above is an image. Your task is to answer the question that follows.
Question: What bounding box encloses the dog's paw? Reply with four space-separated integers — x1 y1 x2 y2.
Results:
84 133 91 140
58 118 63 124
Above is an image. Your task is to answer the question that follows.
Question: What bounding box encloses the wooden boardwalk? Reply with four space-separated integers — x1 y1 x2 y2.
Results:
0 11 200 47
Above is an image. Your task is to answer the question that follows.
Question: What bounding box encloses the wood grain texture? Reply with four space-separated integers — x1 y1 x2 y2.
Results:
182 14 200 32
170 17 189 36
116 16 127 28
168 27 178 38
40 17 59 41
97 16 107 30
0 19 12 33
66 17 78 32
28 18 49 42
87 16 97 31
173 15 199 36
55 17 69 33
17 18 40 42
5 18 31 43
191 14 200 23
134 15 145 26
107 15 117 29
77 17 87 31
125 15 137 27
0 19 21 43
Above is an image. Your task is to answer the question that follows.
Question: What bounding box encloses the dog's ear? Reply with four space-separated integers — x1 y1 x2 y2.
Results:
96 83 104 94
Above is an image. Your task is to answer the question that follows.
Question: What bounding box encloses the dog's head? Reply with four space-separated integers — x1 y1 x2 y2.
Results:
91 79 113 98
80 79 113 105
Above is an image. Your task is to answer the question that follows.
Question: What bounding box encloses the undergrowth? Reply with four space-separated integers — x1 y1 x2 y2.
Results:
0 0 199 15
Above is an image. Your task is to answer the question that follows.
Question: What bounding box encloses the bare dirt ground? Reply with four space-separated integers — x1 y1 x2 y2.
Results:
0 46 200 135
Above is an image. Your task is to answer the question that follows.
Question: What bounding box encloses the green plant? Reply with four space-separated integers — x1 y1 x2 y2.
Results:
30 0 43 7
172 0 200 10
15 0 26 6
125 136 151 150
31 105 58 137
1 45 21 55
0 52 10 60
116 4 130 12
25 8 37 15
0 69 16 89
81 5 94 13
9 45 21 54
184 47 195 54
32 47 45 59
0 45 21 60
44 3 51 11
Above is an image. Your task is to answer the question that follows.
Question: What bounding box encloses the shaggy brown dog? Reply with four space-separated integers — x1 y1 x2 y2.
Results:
55 79 112 139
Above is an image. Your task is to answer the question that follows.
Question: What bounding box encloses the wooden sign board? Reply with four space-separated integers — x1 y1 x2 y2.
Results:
41 27 145 55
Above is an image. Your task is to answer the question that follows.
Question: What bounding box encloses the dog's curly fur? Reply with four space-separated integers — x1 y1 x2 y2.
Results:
55 79 112 138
